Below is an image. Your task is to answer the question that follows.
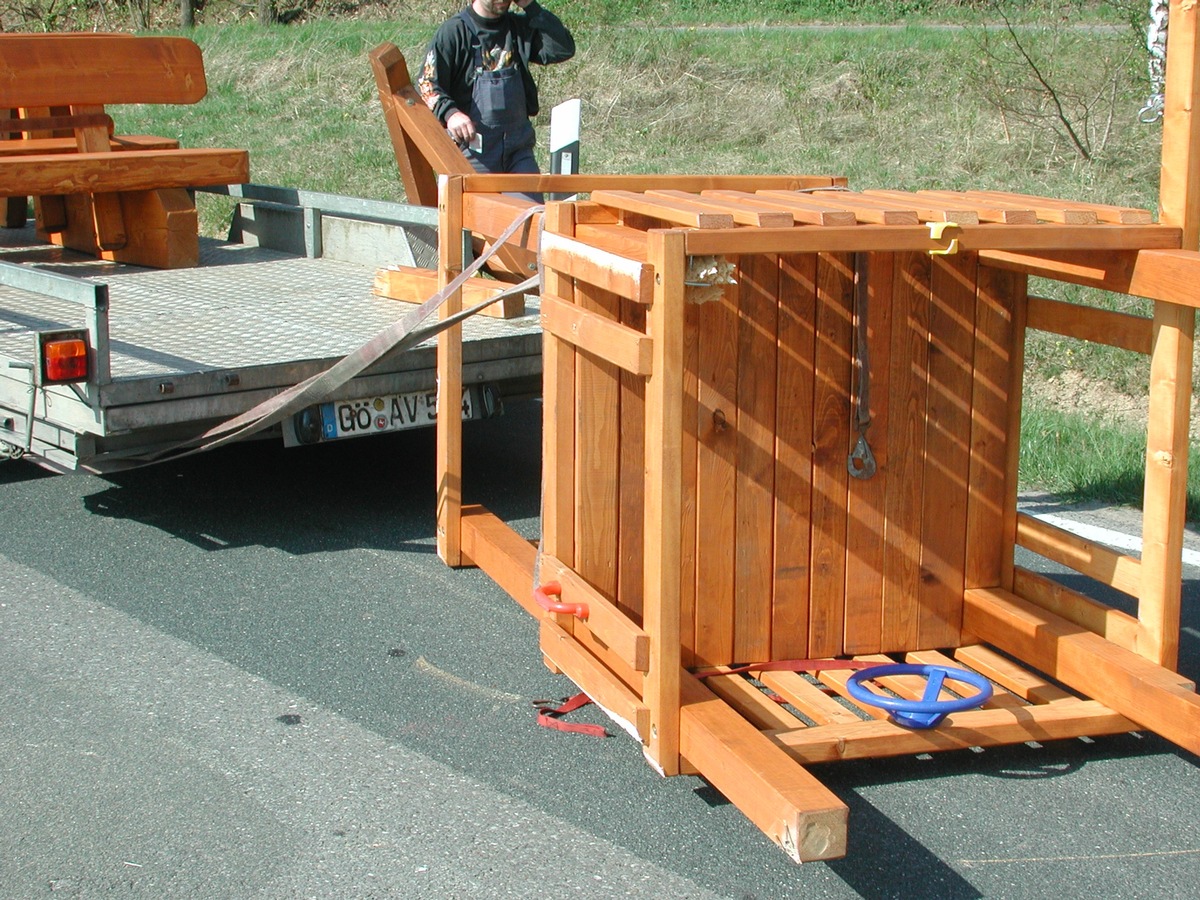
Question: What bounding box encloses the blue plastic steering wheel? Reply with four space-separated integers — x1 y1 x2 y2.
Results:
845 663 993 729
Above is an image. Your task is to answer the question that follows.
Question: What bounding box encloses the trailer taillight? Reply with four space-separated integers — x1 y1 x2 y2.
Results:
39 331 90 384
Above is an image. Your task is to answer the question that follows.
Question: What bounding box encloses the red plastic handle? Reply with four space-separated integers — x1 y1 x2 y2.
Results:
533 581 589 619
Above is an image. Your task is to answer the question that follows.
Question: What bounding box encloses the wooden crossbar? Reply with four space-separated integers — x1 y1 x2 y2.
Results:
0 148 249 195
0 135 180 157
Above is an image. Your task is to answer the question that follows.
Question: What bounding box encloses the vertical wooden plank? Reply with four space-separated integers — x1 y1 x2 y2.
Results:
680 297 701 667
807 252 854 657
966 263 1018 590
999 276 1029 593
541 201 577 570
1138 303 1193 668
694 277 739 665
843 252 894 654
772 253 817 659
643 228 686 775
436 175 465 566
734 251 779 661
574 282 622 600
1160 0 1200 249
881 252 931 650
917 252 978 649
1144 1 1200 668
618 297 647 622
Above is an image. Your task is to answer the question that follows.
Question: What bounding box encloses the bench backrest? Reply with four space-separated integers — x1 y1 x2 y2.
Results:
369 42 473 207
0 34 207 108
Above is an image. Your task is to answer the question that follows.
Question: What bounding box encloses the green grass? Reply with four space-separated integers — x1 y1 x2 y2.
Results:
1020 408 1200 522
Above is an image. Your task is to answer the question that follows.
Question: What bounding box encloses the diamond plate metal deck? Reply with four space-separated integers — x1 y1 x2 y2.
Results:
0 230 541 384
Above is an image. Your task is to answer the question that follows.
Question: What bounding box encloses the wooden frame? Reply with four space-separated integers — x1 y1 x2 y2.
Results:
390 2 1200 864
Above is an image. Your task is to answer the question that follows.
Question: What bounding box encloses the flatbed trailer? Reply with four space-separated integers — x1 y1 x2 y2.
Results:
0 184 543 473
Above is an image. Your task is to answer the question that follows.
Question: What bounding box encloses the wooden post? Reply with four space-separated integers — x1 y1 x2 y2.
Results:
642 229 685 774
1140 0 1198 667
541 201 577 568
437 175 465 566
1160 0 1200 249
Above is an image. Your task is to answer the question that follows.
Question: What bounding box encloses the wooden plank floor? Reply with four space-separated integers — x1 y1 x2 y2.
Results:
695 645 1139 766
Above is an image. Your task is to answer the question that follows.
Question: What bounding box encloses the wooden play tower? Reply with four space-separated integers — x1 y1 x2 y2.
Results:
371 1 1200 862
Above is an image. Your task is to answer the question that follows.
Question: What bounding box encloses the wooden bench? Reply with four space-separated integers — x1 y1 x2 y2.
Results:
0 33 249 268
369 42 537 300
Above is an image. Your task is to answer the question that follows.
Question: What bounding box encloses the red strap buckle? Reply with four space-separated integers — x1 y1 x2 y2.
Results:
534 693 609 738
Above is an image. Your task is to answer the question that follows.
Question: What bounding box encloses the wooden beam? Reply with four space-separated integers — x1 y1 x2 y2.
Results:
1010 566 1141 651
541 293 653 375
756 189 918 225
540 618 650 740
540 230 654 303
1025 294 1153 354
0 148 249 195
49 187 199 269
682 224 1181 257
757 671 864 726
459 173 848 195
962 189 1149 224
537 551 651 673
963 586 1200 753
1015 512 1142 598
680 673 848 863
1160 0 1200 248
541 202 577 571
642 229 686 774
769 700 1133 764
436 175 464 567
953 190 1098 224
914 189 1037 224
703 190 857 226
369 43 442 207
952 644 1076 704
374 264 525 319
1139 301 1194 667
459 505 540 618
0 134 179 156
590 189 735 229
862 189 981 225
646 189 794 228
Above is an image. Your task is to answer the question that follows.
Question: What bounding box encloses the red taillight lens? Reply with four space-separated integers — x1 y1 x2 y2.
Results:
42 338 89 383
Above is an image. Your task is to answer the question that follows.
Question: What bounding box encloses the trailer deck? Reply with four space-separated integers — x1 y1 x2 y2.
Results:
0 187 542 472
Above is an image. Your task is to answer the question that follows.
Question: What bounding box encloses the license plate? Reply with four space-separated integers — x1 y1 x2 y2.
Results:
319 388 472 440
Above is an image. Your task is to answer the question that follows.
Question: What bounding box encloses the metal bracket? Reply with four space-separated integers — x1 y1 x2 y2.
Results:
928 221 960 256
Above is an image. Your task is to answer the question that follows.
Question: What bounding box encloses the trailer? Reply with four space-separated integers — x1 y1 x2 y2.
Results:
0 184 542 473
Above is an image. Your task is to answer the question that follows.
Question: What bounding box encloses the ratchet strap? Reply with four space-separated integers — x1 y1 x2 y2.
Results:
534 693 609 738
98 203 544 470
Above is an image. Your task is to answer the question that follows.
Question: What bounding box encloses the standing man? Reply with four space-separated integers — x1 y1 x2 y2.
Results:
417 0 575 199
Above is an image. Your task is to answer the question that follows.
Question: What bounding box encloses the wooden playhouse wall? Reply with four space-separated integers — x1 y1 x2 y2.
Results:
559 246 1024 666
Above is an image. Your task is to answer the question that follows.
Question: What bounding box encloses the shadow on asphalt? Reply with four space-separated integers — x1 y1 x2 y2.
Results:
75 398 544 555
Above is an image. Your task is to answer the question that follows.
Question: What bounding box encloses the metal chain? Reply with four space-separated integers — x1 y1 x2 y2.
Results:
1140 0 1170 123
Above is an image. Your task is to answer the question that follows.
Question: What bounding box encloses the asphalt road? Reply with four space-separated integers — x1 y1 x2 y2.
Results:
2 399 1199 899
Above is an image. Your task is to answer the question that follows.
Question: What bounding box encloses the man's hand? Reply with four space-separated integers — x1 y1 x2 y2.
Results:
446 110 476 146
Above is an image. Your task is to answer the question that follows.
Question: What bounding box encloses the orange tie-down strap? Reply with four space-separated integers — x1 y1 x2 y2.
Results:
536 660 881 738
